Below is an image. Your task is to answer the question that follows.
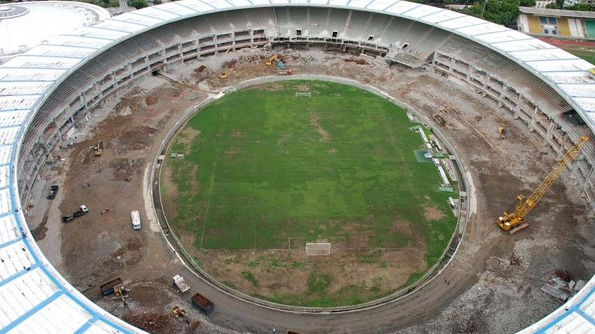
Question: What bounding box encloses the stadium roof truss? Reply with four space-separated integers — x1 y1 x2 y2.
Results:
0 1 594 333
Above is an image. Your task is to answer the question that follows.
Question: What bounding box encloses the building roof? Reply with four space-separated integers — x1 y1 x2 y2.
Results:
0 1 110 59
519 6 595 19
0 1 594 333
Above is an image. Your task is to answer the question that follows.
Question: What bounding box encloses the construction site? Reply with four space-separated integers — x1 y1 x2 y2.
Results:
20 46 591 333
1 2 594 334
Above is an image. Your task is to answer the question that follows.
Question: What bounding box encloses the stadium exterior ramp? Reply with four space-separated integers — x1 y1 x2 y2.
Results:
0 0 594 333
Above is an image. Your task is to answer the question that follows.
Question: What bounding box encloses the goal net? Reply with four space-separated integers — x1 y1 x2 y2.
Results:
295 92 312 98
306 242 331 256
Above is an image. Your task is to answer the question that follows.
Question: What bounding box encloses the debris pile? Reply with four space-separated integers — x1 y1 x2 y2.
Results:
541 270 585 301
343 57 369 65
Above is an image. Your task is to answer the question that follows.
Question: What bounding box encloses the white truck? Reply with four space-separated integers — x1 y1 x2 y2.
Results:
172 275 190 293
131 210 141 230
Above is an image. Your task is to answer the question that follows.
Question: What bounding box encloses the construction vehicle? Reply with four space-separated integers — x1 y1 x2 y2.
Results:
131 210 141 230
62 205 89 223
94 141 103 156
47 185 59 200
278 69 294 76
276 60 287 71
276 60 293 75
191 292 214 315
498 126 506 139
171 305 186 318
172 275 190 293
266 54 293 75
219 67 234 79
266 54 279 66
496 136 589 234
100 277 123 296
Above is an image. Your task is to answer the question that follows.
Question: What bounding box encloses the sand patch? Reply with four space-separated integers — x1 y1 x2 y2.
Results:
224 148 243 156
231 130 245 138
310 112 331 141
176 127 201 146
296 84 311 92
423 207 445 221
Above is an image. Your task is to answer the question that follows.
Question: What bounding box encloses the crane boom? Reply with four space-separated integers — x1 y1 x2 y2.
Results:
497 135 589 234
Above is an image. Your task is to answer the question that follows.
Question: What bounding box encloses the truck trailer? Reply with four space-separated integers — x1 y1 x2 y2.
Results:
62 205 89 223
191 292 214 315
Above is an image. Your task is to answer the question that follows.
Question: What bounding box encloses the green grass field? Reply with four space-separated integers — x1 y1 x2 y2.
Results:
564 48 595 65
165 80 457 266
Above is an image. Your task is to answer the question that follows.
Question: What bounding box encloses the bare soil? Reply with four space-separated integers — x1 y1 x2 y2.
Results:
26 47 595 334
423 207 445 221
309 112 332 142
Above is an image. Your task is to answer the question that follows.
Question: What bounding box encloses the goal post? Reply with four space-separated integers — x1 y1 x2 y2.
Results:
306 242 331 256
295 91 312 98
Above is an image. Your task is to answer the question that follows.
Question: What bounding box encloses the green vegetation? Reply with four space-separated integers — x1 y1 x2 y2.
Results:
161 81 457 307
71 0 150 9
403 271 426 287
165 80 457 273
564 49 595 65
241 270 259 287
269 258 281 268
359 249 384 263
265 285 385 307
307 271 333 294
129 0 147 9
461 0 535 26
546 0 595 11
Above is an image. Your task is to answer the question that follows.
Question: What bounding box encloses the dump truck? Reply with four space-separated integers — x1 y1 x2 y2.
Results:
172 275 190 293
100 277 123 296
191 292 214 315
62 205 89 223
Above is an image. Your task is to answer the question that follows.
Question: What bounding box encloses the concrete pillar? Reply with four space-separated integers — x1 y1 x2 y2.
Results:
119 0 127 13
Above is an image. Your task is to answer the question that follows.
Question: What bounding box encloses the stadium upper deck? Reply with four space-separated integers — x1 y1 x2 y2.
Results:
0 1 594 333
0 1 110 60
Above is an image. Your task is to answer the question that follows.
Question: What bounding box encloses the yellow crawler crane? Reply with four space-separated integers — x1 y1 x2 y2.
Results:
497 135 589 234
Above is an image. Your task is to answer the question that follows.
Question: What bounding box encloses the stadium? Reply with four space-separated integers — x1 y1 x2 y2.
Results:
0 0 594 333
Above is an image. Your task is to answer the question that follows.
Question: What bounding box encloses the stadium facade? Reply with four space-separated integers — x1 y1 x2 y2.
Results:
0 0 593 333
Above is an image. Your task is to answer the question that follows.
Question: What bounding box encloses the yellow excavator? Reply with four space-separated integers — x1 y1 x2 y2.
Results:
171 305 186 318
219 67 234 79
497 135 589 234
498 126 506 139
266 54 279 66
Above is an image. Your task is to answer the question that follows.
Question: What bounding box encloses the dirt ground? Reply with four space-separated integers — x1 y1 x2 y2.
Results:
26 47 595 334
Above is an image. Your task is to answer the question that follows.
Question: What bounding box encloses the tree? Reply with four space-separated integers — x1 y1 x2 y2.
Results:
129 0 147 9
462 0 521 26
520 0 536 6
565 3 595 11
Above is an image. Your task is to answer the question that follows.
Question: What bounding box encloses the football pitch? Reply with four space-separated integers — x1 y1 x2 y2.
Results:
164 80 457 267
